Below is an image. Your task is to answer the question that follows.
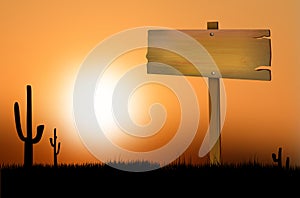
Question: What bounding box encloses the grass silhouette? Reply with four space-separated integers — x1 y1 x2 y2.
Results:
1 161 300 197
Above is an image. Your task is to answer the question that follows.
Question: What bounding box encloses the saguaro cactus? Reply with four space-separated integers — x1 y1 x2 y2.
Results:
272 147 282 168
14 85 44 167
50 128 60 167
272 147 290 169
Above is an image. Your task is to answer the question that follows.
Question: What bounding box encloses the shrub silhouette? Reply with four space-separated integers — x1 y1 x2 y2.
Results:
49 128 61 167
14 85 44 167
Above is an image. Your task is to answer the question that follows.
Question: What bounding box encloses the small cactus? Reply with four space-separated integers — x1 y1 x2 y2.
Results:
272 147 282 168
272 147 290 169
285 157 290 169
50 128 60 167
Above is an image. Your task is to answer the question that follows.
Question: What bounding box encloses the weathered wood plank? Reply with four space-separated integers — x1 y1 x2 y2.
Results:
146 29 271 80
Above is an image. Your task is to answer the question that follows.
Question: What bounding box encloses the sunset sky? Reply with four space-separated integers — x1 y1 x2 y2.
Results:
0 0 300 167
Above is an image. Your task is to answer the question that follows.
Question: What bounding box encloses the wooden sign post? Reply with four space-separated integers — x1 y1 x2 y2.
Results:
207 22 221 164
146 22 271 164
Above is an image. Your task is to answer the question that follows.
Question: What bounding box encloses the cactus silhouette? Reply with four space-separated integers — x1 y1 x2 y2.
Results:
272 147 282 168
14 85 44 167
50 128 60 167
272 147 290 169
285 157 290 169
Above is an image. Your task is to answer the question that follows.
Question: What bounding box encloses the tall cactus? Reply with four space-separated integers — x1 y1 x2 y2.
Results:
14 85 44 167
50 128 60 167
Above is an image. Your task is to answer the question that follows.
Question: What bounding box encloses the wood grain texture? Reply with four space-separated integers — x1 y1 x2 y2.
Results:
146 29 271 80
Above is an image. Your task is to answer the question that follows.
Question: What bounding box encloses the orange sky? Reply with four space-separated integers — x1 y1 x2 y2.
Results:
1 0 300 167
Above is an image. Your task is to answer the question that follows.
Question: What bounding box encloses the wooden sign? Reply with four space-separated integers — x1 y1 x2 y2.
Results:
146 22 272 164
146 28 271 80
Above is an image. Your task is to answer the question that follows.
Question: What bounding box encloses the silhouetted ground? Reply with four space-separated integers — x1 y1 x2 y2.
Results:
1 162 300 198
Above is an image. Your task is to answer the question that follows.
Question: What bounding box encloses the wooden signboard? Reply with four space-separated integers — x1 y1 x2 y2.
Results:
146 25 271 80
146 22 271 164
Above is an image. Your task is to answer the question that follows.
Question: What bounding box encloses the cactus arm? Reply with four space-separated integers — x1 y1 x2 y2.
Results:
50 128 57 147
56 142 61 155
272 153 278 162
50 138 54 147
14 102 26 141
32 125 44 144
